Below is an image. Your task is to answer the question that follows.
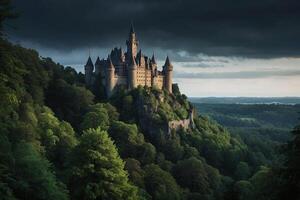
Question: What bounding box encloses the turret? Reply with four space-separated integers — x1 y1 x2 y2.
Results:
95 56 101 75
128 54 137 89
106 56 115 97
151 53 157 70
126 22 139 58
84 56 94 85
150 53 157 86
163 56 173 93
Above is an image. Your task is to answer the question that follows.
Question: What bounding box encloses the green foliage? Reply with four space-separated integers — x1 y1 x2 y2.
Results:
38 106 78 169
273 124 300 199
144 164 181 200
45 79 94 130
233 180 254 200
108 121 157 164
125 158 145 188
80 103 110 131
109 121 142 155
13 142 68 200
68 128 139 200
235 162 251 180
173 157 221 197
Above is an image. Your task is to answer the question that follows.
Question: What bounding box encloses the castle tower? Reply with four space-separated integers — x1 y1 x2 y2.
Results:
84 56 94 85
151 53 157 70
163 56 173 93
106 56 115 97
150 53 157 86
128 54 137 89
95 56 101 75
126 23 139 58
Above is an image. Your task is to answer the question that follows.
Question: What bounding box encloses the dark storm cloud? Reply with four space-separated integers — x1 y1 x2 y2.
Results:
8 0 300 58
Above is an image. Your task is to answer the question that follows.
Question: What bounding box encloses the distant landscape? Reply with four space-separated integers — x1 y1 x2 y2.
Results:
192 97 300 166
190 97 300 105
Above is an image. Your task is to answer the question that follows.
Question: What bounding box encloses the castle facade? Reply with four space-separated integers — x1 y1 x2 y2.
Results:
84 24 173 96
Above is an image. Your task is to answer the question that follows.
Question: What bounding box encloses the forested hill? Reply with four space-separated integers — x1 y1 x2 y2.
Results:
1 38 299 199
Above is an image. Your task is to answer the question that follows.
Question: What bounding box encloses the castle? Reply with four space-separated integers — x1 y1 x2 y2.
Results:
84 23 174 97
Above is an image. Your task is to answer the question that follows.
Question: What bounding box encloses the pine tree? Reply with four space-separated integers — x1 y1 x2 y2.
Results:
68 128 139 200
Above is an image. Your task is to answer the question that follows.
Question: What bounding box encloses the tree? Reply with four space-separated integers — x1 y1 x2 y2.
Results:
125 158 145 188
233 180 254 200
80 111 108 131
68 128 138 200
38 106 78 170
144 164 181 200
235 162 251 180
13 142 69 200
80 103 111 131
249 166 275 200
173 157 220 196
275 124 300 199
108 121 142 157
0 134 16 199
45 79 94 130
136 143 156 165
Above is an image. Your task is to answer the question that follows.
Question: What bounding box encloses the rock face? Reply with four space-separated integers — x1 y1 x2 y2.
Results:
168 109 195 134
132 87 195 138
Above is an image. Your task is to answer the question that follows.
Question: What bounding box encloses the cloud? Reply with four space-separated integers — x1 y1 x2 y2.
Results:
174 70 300 79
179 62 224 68
7 0 300 58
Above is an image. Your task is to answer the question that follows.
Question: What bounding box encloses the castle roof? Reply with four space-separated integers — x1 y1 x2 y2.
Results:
164 56 172 67
151 53 157 64
86 56 94 66
130 22 135 34
95 56 101 65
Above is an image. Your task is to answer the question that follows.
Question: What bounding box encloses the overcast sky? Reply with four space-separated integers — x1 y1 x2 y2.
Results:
7 0 300 97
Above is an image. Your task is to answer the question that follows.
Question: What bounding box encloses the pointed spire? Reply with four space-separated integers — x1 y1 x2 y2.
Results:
95 56 101 65
151 53 156 64
164 56 172 66
130 21 135 34
164 56 173 71
86 56 94 66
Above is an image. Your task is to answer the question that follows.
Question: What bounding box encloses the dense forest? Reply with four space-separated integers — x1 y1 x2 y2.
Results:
1 1 300 199
193 103 300 167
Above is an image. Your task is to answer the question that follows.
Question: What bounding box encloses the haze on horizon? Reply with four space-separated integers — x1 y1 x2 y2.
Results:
6 0 300 97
